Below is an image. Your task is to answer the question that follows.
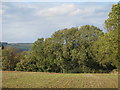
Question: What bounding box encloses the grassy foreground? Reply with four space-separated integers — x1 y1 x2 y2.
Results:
2 71 118 88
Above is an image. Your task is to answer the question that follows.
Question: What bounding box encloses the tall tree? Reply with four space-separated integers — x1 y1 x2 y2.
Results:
2 46 20 71
105 3 120 31
92 3 120 72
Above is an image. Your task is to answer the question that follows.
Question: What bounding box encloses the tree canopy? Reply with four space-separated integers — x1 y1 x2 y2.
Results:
2 3 119 73
105 3 120 31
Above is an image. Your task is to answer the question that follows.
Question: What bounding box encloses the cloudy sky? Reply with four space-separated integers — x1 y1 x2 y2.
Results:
1 1 118 43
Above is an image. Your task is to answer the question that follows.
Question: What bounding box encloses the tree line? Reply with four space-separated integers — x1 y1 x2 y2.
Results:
2 3 120 73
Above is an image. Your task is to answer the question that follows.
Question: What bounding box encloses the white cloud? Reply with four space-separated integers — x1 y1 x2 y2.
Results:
0 9 3 15
2 0 119 2
0 3 3 15
2 21 37 43
2 2 112 42
36 4 81 16
36 4 105 17
16 3 38 9
0 4 9 15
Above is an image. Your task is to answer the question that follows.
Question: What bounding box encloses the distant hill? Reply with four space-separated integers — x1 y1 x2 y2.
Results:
0 42 33 51
0 42 8 47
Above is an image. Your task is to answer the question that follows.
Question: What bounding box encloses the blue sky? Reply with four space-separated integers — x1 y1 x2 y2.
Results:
1 1 118 43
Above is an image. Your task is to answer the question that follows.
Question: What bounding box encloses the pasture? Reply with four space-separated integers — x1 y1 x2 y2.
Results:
2 71 118 88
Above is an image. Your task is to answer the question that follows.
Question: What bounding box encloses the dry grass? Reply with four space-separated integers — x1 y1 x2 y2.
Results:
2 71 118 88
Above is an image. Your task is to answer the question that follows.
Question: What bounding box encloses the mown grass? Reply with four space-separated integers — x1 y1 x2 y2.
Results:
2 71 118 88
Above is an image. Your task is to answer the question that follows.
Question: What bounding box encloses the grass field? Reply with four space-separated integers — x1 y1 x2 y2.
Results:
2 71 118 88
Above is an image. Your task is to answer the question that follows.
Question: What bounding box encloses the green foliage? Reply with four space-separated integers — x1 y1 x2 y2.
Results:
2 46 20 71
0 48 2 70
2 3 119 73
105 3 120 31
92 29 119 71
15 51 30 71
15 25 105 73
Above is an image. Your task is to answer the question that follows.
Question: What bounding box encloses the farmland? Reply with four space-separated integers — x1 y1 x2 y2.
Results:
1 3 120 89
2 71 118 88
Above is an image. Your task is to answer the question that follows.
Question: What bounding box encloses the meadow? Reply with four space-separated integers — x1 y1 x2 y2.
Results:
2 71 118 88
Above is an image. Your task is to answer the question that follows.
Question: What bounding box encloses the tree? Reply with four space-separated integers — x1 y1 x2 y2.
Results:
24 25 103 73
15 51 30 71
2 45 4 49
92 29 118 72
0 48 2 70
12 3 120 73
105 3 120 32
75 25 103 72
92 3 120 72
2 46 20 71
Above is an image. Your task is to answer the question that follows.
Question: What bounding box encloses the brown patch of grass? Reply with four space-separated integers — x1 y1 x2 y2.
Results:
2 71 118 88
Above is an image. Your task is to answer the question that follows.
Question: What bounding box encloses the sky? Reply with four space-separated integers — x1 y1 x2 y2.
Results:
1 1 119 43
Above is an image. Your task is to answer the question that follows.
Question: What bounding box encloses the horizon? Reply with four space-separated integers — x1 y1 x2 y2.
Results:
1 1 118 43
